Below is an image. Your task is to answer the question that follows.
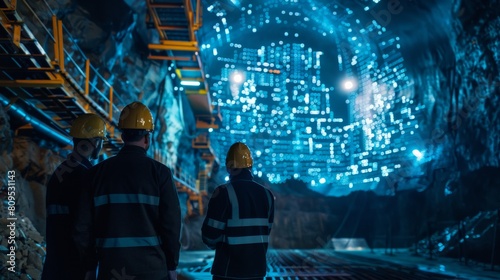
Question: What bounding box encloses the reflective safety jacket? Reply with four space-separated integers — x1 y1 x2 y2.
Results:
74 145 181 280
202 169 275 279
42 153 93 280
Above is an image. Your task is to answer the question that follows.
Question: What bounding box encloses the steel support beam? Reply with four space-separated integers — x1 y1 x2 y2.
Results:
148 55 194 61
149 41 198 52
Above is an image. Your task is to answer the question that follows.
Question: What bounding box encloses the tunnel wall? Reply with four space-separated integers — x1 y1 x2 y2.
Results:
393 0 500 190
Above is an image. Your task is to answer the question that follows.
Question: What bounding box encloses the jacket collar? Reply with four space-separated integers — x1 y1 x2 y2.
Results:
119 144 147 155
229 168 254 182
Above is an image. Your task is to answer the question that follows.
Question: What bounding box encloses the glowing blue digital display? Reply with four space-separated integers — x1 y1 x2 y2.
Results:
201 0 424 195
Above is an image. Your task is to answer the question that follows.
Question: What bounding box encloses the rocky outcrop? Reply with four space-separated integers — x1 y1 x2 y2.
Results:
0 210 46 279
396 0 500 183
0 105 47 279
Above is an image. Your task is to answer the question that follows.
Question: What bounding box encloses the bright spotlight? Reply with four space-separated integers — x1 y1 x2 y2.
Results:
412 149 424 161
224 176 229 182
342 78 356 91
319 178 326 184
231 72 244 84
344 81 354 90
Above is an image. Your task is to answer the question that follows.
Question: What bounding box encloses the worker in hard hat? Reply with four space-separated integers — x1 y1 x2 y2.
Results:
202 142 275 280
74 101 181 280
42 113 106 280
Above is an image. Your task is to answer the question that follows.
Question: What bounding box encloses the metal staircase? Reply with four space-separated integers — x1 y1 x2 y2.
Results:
147 0 221 216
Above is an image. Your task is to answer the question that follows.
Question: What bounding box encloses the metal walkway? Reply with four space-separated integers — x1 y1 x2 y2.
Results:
179 250 464 280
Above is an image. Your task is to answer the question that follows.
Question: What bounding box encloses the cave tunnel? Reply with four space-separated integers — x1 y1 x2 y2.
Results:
0 0 500 279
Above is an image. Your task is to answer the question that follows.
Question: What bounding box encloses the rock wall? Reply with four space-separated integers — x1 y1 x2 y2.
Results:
396 0 500 184
0 106 49 279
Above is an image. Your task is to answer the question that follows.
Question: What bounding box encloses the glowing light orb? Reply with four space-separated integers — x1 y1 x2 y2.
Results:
343 79 356 91
231 72 244 84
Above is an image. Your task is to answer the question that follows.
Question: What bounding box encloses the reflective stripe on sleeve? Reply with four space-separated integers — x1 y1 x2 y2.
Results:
94 194 160 207
226 235 269 245
207 218 226 230
47 204 70 215
227 218 268 227
96 236 161 248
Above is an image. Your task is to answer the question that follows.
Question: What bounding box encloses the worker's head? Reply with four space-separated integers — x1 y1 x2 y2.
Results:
118 101 154 150
70 113 107 160
226 142 253 176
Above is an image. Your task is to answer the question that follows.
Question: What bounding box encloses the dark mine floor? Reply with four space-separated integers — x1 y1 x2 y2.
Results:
177 249 500 280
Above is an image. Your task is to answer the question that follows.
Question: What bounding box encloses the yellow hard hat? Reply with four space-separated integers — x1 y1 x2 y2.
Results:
69 114 107 139
226 142 253 169
118 102 154 131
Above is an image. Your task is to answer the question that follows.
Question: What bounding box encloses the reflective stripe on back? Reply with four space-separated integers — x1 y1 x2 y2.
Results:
96 236 161 248
226 235 269 245
227 218 268 227
224 182 271 246
94 194 160 207
47 204 70 215
226 183 239 219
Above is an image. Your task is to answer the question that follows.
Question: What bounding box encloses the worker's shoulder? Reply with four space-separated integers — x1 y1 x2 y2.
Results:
52 158 88 179
250 181 275 198
211 184 230 197
89 157 108 170
215 183 229 191
150 158 173 173
87 155 117 175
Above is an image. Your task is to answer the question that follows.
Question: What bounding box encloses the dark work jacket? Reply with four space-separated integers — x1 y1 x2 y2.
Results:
74 145 181 280
202 169 275 279
42 153 93 280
